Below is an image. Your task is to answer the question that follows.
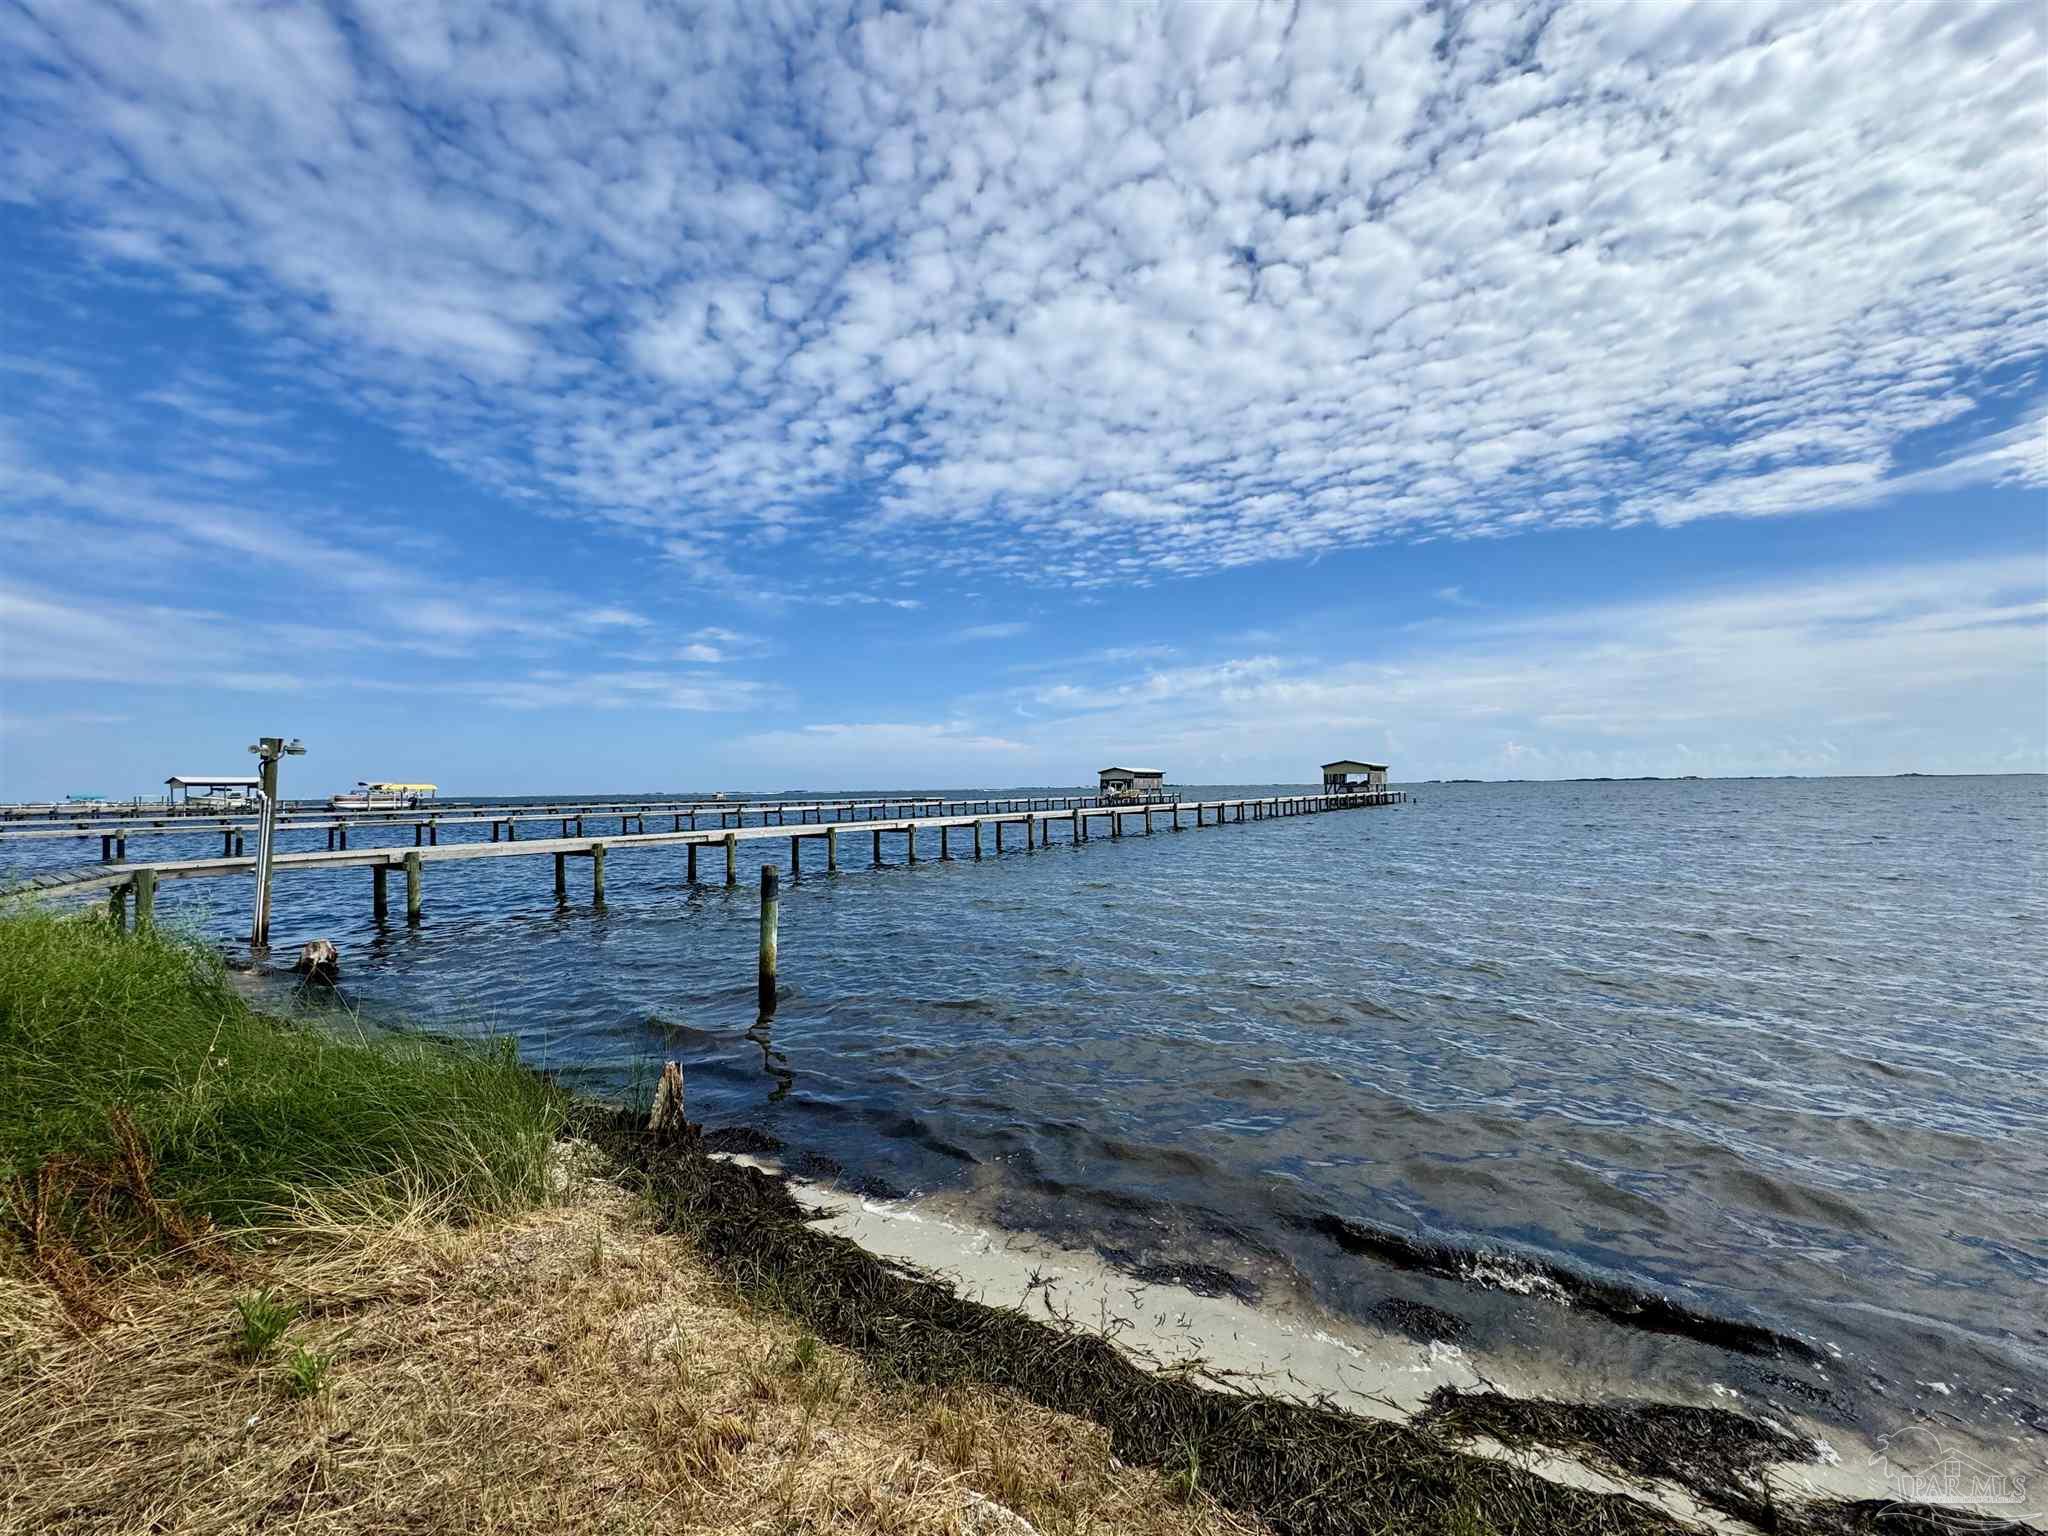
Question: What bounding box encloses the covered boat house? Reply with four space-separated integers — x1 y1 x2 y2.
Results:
1098 766 1165 799
164 774 261 809
1322 759 1388 793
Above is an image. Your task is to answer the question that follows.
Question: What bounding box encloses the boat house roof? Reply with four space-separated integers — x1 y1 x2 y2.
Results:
164 775 261 789
1098 766 1164 777
1321 759 1387 773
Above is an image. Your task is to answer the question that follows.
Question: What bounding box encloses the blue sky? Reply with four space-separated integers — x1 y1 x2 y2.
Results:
1 0 2044 797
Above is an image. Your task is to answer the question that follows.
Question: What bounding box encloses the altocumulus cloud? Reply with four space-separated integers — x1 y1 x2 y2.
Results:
2 0 2041 587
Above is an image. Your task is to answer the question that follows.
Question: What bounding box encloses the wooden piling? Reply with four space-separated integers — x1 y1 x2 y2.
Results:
374 863 389 921
107 882 126 932
404 850 422 922
973 819 983 859
132 868 155 928
940 825 949 860
725 832 737 886
907 827 918 864
791 835 801 877
591 843 606 906
687 842 698 883
554 852 567 899
758 865 779 1018
995 821 1004 854
827 827 838 872
873 828 882 866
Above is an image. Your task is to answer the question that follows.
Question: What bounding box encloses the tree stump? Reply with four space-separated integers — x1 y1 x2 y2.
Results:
645 1060 690 1141
293 939 340 985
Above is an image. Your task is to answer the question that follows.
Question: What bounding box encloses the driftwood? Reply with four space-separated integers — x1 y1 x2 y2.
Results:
645 1060 688 1140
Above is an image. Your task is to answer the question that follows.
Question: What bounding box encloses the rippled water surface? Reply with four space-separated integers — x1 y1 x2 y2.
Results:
10 776 2046 1436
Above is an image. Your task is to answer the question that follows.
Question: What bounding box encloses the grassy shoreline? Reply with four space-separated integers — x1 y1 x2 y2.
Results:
3 909 2035 1536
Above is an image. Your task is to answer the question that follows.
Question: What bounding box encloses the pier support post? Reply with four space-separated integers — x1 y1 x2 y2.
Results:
791 835 801 877
108 882 127 932
590 843 606 906
404 851 422 923
995 821 1004 854
907 827 917 864
725 833 737 887
687 842 698 885
133 868 155 929
758 865 779 1018
1072 809 1081 843
554 852 567 899
374 863 389 921
940 825 949 860
827 827 838 873
973 820 983 860
1111 811 1121 839
873 828 882 866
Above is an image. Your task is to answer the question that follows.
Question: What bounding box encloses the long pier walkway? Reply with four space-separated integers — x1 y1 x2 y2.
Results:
11 792 1407 928
0 793 1123 860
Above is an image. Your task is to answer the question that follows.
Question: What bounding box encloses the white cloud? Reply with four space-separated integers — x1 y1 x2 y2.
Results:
951 621 1032 643
1 0 2038 588
768 555 2048 781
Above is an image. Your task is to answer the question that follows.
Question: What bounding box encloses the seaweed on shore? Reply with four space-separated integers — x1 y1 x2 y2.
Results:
580 1105 1694 1536
1418 1385 1815 1530
1303 1210 1829 1365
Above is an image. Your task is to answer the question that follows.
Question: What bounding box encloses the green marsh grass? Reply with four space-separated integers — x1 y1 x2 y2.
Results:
0 904 564 1251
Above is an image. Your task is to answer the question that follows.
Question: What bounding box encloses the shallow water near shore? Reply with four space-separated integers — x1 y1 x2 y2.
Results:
9 776 2046 1470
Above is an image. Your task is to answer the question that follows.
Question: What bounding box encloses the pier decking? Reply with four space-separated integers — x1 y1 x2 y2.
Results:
11 791 1406 930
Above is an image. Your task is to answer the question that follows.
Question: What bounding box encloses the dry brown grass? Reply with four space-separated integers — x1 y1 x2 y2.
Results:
0 1158 1266 1536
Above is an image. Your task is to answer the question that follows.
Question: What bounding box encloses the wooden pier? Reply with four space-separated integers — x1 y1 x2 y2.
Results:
0 793 1126 861
14 791 1407 931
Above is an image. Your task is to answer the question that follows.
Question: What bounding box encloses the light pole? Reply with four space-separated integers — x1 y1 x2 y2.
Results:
247 735 305 947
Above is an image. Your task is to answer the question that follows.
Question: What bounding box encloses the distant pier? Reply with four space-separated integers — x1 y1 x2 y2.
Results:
5 789 1407 932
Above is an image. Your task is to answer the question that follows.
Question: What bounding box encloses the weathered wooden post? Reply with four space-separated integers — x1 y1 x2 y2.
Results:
995 820 1004 854
404 850 423 922
554 852 567 899
939 825 950 860
1073 808 1081 842
791 834 801 877
107 881 127 932
973 819 984 859
687 842 698 884
374 863 389 921
724 832 737 886
591 842 606 906
873 828 883 866
129 866 156 929
758 865 779 1018
907 826 918 864
827 826 838 872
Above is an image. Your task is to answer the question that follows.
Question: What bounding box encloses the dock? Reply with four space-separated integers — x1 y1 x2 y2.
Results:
11 791 1407 930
